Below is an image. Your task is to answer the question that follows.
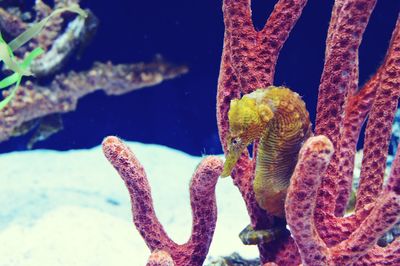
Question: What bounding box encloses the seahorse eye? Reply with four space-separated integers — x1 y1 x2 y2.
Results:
230 137 243 151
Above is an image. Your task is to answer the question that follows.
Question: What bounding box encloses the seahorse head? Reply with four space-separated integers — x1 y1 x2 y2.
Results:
221 89 274 177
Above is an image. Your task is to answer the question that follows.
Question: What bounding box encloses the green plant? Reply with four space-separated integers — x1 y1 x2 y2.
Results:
0 4 87 109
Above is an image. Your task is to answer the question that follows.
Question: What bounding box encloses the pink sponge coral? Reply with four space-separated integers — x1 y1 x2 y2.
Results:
102 136 223 266
286 136 400 266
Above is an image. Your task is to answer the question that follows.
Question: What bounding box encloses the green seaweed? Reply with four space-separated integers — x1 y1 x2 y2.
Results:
0 4 87 110
0 46 44 109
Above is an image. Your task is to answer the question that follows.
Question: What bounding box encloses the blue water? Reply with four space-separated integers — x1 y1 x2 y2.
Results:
0 0 399 155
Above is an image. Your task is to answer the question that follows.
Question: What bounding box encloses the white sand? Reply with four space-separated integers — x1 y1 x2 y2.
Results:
0 142 258 265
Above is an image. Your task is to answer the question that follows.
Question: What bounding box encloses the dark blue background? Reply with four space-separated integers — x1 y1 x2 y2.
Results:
1 0 399 155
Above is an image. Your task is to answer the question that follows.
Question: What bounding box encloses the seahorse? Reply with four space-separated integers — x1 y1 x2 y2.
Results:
221 86 312 218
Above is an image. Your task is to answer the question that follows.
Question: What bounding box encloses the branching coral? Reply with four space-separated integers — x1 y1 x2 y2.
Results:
101 0 399 265
217 0 400 265
286 136 400 265
282 2 400 265
102 136 223 266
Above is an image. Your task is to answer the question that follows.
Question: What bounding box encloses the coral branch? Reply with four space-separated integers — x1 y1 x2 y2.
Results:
331 192 400 265
0 58 188 143
273 237 301 265
220 0 307 96
356 238 400 265
309 12 400 251
333 72 378 215
356 15 400 210
314 0 377 219
315 0 376 144
286 136 334 265
102 136 223 266
287 135 400 266
258 0 307 87
330 140 400 264
332 22 400 213
222 0 256 92
103 136 172 250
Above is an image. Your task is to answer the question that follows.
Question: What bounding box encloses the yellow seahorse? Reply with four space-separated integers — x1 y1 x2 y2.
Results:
221 86 312 218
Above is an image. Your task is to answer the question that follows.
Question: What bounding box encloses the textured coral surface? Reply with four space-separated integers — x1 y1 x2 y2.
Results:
103 136 223 266
97 0 400 265
217 0 400 265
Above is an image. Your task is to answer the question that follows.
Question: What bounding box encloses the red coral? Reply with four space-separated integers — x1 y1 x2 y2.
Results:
102 136 222 266
103 0 400 265
217 0 400 265
286 135 400 265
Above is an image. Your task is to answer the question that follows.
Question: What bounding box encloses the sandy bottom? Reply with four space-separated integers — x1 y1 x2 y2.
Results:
0 141 258 265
